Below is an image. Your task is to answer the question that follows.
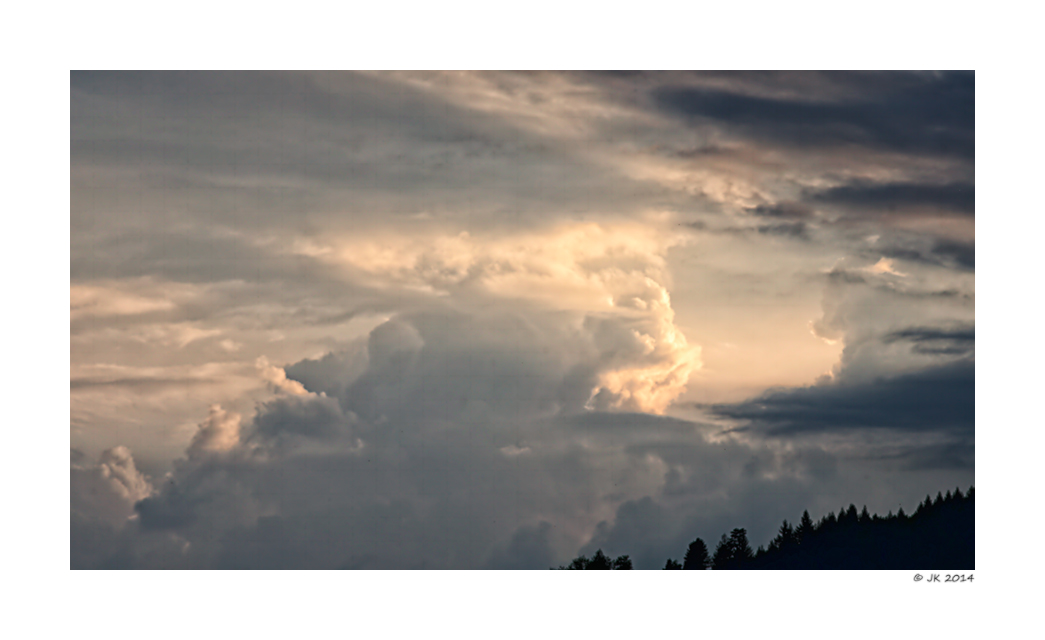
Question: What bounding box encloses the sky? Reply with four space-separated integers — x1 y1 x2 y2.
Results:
70 71 974 569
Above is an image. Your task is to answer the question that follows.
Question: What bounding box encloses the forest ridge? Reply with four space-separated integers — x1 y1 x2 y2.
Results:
558 486 974 570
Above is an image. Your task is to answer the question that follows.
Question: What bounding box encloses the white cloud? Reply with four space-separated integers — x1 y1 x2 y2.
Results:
256 356 309 396
187 405 243 459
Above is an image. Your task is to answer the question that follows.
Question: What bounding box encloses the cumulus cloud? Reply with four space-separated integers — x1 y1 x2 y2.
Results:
71 446 153 528
186 405 242 459
256 356 309 396
70 72 974 569
71 321 972 569
305 222 702 414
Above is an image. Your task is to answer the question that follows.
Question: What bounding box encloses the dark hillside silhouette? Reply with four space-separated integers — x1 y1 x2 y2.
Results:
744 486 973 569
556 486 973 570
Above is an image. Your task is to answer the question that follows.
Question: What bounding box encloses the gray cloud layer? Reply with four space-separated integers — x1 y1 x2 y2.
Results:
71 72 974 569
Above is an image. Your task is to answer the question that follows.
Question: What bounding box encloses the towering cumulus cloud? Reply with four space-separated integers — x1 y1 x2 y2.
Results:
306 221 702 414
71 71 973 568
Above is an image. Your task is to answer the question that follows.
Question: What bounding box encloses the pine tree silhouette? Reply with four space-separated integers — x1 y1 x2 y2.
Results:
730 528 754 567
797 510 814 543
712 533 731 569
558 549 633 570
683 537 711 570
712 528 754 569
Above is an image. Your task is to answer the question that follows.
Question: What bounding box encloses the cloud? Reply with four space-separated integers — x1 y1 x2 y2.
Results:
186 405 242 459
256 356 309 396
746 202 813 219
298 222 703 415
484 521 557 569
71 446 154 528
809 180 974 217
70 285 175 319
854 439 975 472
864 257 906 277
70 72 976 569
756 221 809 240
251 393 354 445
711 359 974 439
65 322 778 567
931 239 975 269
74 341 974 568
652 71 974 159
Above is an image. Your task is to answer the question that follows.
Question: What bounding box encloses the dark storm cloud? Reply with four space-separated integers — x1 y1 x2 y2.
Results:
652 71 974 159
283 344 369 399
932 239 976 269
878 238 975 271
135 486 200 531
252 394 352 442
712 359 974 438
746 202 813 219
808 180 974 216
883 325 975 356
77 312 923 569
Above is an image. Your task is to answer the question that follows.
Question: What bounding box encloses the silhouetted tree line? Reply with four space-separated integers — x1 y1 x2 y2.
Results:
560 486 973 570
557 548 633 569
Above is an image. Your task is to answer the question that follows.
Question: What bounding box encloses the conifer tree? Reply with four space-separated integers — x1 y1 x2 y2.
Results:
797 510 814 542
774 520 796 549
845 504 858 523
729 528 754 567
588 549 612 569
683 537 711 570
712 533 732 569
